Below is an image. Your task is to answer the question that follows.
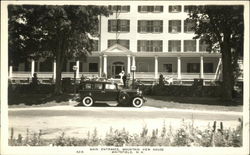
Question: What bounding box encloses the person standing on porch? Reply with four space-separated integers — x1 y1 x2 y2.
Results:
119 70 125 84
122 73 127 88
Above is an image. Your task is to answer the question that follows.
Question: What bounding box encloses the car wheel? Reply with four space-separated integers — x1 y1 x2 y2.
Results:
118 92 130 106
132 97 143 108
82 96 94 107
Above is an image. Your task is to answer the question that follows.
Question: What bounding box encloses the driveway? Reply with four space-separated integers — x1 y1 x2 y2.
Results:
8 102 243 139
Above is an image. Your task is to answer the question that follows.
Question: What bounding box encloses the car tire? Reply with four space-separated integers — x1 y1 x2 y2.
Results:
132 97 143 108
82 96 94 107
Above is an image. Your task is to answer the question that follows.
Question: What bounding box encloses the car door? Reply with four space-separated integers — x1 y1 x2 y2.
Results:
92 83 105 101
103 83 119 101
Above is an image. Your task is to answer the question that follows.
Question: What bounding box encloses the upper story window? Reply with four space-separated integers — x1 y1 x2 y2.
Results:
138 6 163 13
108 20 130 32
137 40 162 52
184 40 196 52
169 20 181 33
108 39 130 49
168 40 181 52
108 5 130 13
184 5 197 13
184 19 195 33
169 5 181 13
199 40 211 52
138 20 163 33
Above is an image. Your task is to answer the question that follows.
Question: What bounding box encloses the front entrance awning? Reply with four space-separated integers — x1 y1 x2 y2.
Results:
100 44 134 56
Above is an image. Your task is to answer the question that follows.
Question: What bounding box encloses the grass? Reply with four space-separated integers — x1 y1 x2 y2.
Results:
144 96 243 112
9 119 243 147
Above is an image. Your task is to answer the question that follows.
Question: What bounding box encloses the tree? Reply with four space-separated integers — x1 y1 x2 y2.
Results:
8 5 111 94
187 5 244 101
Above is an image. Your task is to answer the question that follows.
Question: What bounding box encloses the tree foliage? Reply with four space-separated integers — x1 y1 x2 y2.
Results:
187 5 244 101
8 5 111 94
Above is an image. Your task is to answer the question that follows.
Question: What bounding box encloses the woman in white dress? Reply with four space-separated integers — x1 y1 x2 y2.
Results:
119 70 125 84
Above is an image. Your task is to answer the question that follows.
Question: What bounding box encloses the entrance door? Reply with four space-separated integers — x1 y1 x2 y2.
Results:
112 62 125 78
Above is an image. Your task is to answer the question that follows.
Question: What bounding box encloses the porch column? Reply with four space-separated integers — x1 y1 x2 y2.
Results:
127 55 131 74
132 56 136 78
53 60 56 80
76 60 80 78
200 56 204 79
177 57 181 80
196 39 199 53
154 56 158 79
99 56 103 77
103 55 107 77
31 59 35 77
9 65 13 79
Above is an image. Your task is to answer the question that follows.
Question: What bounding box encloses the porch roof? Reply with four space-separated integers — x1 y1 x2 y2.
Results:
99 44 133 56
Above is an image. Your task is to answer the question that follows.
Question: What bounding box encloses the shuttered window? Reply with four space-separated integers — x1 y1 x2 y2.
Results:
108 20 130 32
169 20 181 33
108 5 130 12
138 20 163 33
138 6 163 12
169 5 181 12
184 40 196 52
168 40 181 52
137 40 162 52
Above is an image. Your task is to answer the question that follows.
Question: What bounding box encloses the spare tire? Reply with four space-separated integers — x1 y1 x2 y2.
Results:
117 91 130 106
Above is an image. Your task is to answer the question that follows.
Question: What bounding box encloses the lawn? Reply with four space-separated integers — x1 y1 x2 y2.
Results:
145 96 243 112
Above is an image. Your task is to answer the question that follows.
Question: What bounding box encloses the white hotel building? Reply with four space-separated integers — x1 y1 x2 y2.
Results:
10 4 227 83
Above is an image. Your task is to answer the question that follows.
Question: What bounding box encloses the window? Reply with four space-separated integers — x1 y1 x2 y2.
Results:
169 5 181 12
163 64 172 72
169 20 181 33
187 63 200 73
199 40 211 52
138 6 163 13
184 40 196 52
89 63 98 72
184 20 195 33
137 40 163 52
108 5 130 12
138 20 163 33
106 84 116 90
184 5 197 13
94 83 103 90
92 40 99 51
204 63 213 73
138 62 149 72
168 40 181 52
108 20 130 32
85 83 92 89
108 40 130 49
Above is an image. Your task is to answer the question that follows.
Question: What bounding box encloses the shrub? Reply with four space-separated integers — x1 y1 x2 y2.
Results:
9 119 242 147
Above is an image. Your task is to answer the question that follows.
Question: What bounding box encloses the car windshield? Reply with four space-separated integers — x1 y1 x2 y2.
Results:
105 84 116 90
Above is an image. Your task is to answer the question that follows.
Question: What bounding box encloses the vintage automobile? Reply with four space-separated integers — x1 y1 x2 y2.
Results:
79 81 146 108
